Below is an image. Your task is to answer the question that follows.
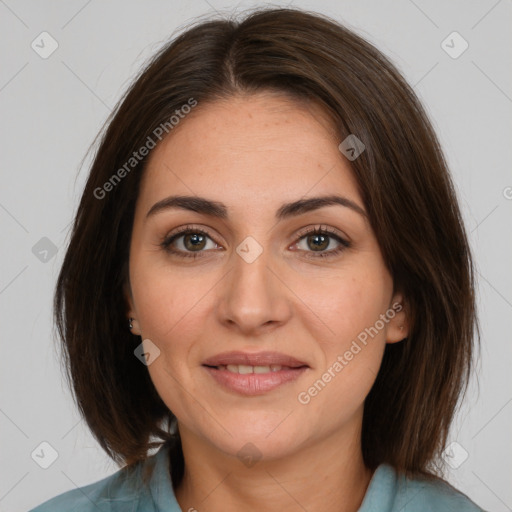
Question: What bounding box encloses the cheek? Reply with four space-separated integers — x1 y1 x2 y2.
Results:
130 256 215 343
296 269 389 348
293 269 390 407
130 265 213 417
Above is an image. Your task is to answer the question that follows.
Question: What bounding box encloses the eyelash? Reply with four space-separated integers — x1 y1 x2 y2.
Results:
159 224 351 260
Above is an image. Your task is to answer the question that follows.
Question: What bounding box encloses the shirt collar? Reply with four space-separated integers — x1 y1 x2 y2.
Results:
357 463 397 511
146 442 398 512
147 442 182 511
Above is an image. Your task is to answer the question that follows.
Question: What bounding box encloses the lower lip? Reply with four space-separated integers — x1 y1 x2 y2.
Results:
203 366 308 396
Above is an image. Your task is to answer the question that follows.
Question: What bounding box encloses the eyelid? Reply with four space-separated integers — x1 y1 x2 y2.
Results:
160 224 222 250
294 224 349 243
290 225 351 259
162 224 348 244
160 223 351 259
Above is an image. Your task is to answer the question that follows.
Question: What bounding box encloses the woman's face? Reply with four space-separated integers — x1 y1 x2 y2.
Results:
126 92 407 461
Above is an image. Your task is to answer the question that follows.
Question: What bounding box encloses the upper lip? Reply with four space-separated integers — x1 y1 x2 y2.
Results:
202 351 309 368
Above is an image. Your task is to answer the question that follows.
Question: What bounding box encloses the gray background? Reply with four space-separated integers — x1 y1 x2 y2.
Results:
1 1 511 511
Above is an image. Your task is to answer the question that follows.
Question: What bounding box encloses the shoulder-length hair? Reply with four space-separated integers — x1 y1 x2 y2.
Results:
54 6 479 485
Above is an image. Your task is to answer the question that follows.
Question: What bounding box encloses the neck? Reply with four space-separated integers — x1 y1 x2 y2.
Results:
173 418 374 512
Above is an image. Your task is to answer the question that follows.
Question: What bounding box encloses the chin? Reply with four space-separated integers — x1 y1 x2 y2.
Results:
196 418 309 464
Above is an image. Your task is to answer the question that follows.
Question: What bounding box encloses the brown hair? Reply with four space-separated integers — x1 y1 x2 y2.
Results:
54 6 479 485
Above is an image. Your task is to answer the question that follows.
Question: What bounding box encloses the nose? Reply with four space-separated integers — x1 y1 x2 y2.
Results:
216 242 292 335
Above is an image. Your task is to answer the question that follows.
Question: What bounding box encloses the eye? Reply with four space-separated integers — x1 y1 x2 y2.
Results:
292 225 351 259
160 224 350 260
160 225 221 259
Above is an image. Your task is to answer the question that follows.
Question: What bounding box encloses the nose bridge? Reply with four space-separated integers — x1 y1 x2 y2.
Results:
217 235 289 332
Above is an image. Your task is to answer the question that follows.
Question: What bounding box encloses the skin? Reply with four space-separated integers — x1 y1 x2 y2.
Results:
126 92 409 512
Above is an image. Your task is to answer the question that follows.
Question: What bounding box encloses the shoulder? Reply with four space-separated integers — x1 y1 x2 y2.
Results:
28 458 154 512
393 467 486 512
361 463 486 512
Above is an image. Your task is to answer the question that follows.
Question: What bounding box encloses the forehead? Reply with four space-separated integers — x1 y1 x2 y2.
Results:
138 93 361 215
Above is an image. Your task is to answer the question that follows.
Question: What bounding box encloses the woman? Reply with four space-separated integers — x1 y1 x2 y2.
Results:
30 7 485 512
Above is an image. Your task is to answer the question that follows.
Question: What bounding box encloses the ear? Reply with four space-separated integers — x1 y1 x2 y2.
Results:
386 292 409 344
124 280 141 336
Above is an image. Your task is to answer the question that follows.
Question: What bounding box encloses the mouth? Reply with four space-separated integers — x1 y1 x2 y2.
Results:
202 350 309 369
203 363 308 373
201 351 310 396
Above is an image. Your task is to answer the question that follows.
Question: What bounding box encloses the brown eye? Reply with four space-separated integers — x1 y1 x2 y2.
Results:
161 227 220 259
182 232 207 251
293 226 351 259
305 233 330 251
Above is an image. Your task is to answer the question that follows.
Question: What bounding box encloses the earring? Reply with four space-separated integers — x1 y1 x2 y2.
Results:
129 318 133 330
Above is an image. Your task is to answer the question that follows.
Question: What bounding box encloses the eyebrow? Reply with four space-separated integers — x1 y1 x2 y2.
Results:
146 194 367 221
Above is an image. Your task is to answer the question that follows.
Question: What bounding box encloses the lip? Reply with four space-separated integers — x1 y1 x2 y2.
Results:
203 366 308 396
202 351 310 396
202 350 309 368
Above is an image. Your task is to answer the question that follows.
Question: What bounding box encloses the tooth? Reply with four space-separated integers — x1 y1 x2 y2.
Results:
223 364 280 374
253 365 270 374
217 365 226 370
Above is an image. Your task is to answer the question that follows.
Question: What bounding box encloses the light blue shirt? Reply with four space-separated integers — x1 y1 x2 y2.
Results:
29 442 486 511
